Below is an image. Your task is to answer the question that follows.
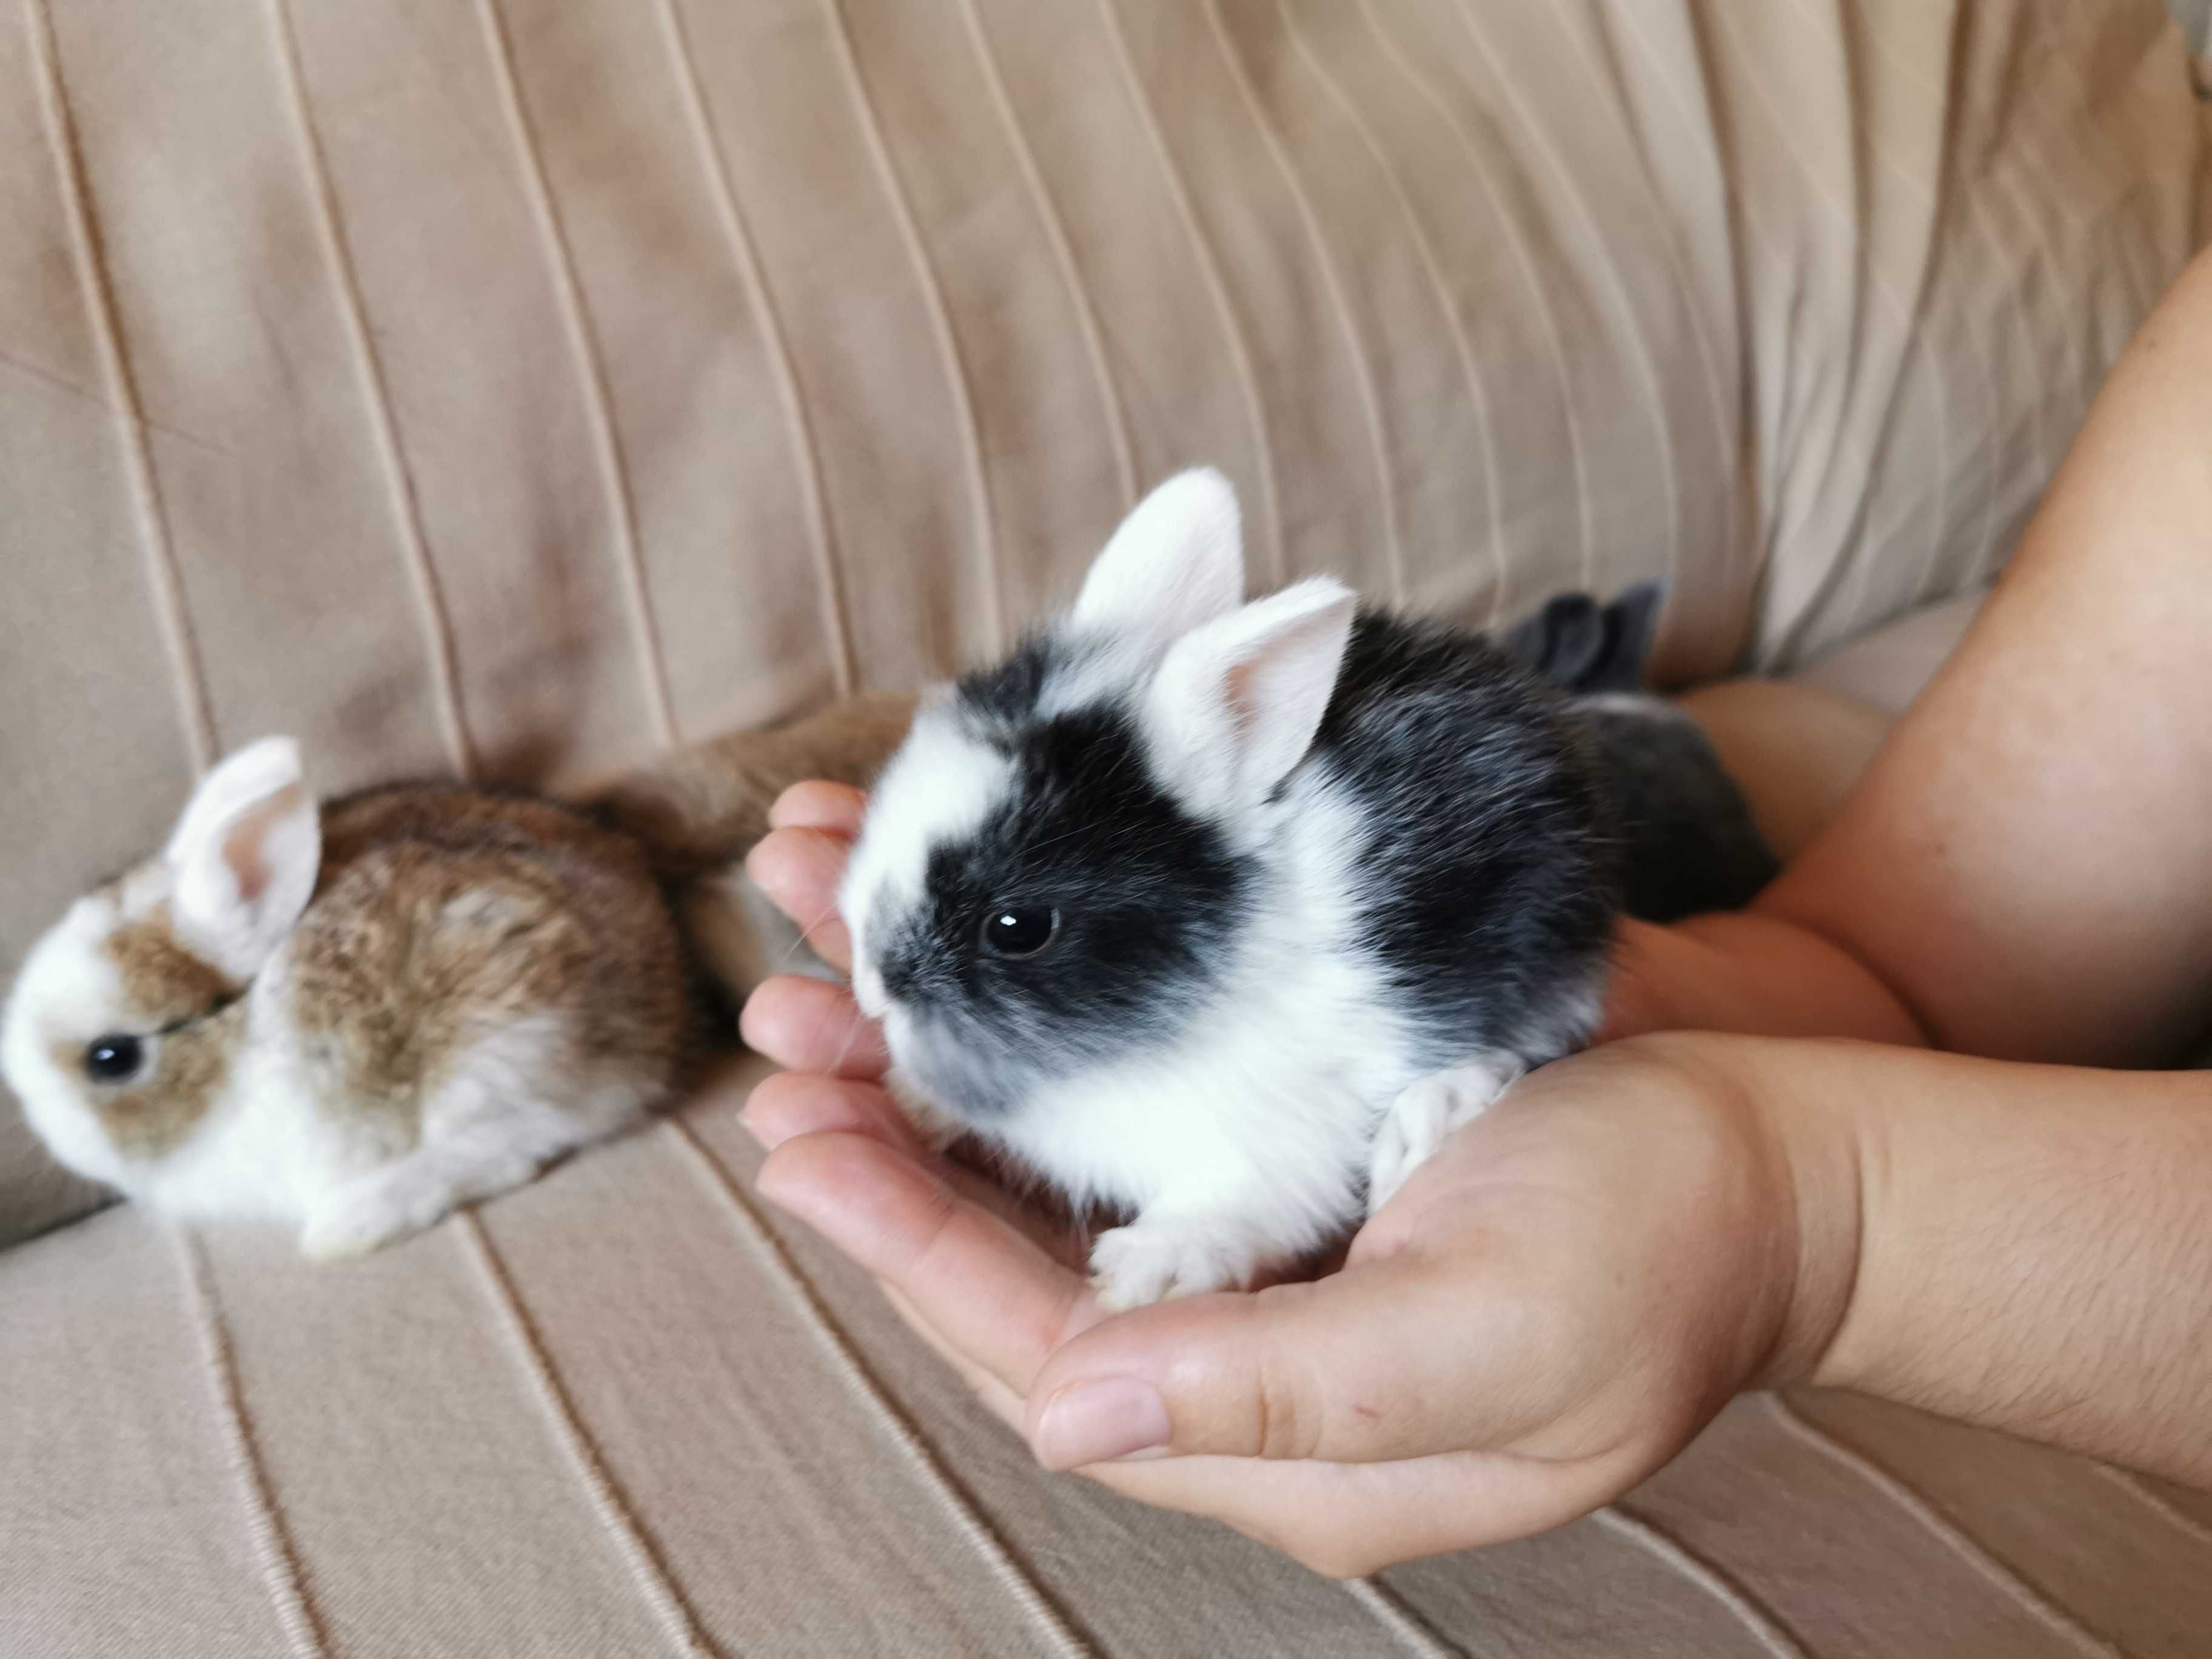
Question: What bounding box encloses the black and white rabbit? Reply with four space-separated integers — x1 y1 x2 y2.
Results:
839 469 1681 1309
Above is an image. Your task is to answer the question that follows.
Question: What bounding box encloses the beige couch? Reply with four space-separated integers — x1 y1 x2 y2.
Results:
6 2 2211 1653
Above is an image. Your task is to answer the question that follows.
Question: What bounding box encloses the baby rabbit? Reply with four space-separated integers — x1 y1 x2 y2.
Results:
2 739 688 1256
840 470 1626 1309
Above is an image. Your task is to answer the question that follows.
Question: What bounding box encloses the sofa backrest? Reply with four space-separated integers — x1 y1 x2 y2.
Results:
2 0 2202 1246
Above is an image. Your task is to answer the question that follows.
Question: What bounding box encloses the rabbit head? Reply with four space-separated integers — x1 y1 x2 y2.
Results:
2 737 319 1190
840 470 1358 1129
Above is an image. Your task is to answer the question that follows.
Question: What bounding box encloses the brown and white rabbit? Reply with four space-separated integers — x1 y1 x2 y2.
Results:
1 737 692 1256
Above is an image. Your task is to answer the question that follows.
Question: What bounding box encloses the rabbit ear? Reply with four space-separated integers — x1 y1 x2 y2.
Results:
1069 468 1244 652
164 737 321 979
1143 577 1358 819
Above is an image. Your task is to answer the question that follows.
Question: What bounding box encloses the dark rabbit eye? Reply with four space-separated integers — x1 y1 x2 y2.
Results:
980 905 1060 959
84 1034 145 1083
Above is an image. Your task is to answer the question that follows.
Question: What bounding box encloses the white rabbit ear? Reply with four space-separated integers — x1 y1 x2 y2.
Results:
1069 468 1244 651
1142 578 1358 819
164 737 321 979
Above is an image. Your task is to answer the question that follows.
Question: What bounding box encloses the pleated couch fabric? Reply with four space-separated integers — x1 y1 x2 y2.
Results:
0 0 2204 1236
3 1 2211 1652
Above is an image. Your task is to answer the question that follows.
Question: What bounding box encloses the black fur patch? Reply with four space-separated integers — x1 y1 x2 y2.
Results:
1574 705 1777 920
871 700 1252 1116
954 631 1071 741
1497 581 1777 919
1316 611 1619 1070
1499 580 1666 694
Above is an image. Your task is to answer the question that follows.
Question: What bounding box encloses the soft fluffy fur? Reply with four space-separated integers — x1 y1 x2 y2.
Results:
1 740 689 1256
1500 583 1778 920
842 471 1621 1307
592 691 919 1003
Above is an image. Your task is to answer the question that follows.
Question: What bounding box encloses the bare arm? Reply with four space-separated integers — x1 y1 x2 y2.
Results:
1616 247 2212 1065
1744 1037 2212 1484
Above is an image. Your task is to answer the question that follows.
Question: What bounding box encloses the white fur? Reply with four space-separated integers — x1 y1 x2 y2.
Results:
1366 1054 1525 1217
4 894 144 1192
1143 577 1358 822
1 735 655 1258
298 1015 653 1258
990 778 1417 1307
120 967 332 1226
1069 468 1244 651
166 737 320 982
841 704 1011 1019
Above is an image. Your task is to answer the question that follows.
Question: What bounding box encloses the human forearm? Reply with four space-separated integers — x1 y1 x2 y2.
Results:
1602 913 1926 1047
1735 1034 2212 1484
1747 247 2212 1065
1624 250 2212 1065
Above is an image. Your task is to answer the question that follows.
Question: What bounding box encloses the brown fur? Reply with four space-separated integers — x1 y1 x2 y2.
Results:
104 903 240 1021
56 1008 243 1161
289 787 689 1142
58 695 901 1174
85 903 245 1158
592 692 916 879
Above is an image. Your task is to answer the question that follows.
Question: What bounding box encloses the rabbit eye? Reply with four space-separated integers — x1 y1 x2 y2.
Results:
83 1034 144 1084
979 905 1059 959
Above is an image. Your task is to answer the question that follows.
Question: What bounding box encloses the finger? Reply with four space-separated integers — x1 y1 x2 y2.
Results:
768 780 868 836
1593 917 1667 1045
746 826 853 970
757 1131 1103 1395
740 974 889 1078
1023 1246 1557 1469
880 1282 1030 1432
739 1070 924 1154
876 1249 1639 1571
741 1074 1092 1264
866 1232 1639 1572
1087 1444 1641 1577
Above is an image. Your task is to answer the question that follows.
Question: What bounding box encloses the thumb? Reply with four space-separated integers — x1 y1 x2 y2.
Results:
768 779 868 835
1023 1247 1555 1469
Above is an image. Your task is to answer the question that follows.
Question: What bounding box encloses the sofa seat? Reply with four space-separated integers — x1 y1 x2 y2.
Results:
7 1045 2212 1659
7 0 2211 1649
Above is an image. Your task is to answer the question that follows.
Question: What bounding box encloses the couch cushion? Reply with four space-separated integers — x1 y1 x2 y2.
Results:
7 1054 2211 1658
1797 589 1991 717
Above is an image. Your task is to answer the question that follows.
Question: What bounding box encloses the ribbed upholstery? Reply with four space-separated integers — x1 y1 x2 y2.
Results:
9 1059 2212 1658
3 4 2210 1652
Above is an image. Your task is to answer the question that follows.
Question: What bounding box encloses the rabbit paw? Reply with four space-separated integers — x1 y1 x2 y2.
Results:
300 1188 443 1260
1367 1054 1525 1217
299 1160 484 1259
1088 1213 1279 1310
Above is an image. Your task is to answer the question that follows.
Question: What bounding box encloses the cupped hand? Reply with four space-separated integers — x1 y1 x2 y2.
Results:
739 783 1842 1574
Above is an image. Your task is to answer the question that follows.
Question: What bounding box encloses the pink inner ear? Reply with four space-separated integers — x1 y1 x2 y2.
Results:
223 820 271 904
1221 657 1262 737
220 785 301 905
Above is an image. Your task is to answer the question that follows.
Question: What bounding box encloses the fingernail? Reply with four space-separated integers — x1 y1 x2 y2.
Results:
1033 1378 1171 1470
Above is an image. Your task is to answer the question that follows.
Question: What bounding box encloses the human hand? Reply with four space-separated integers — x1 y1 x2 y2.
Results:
740 784 1855 1573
